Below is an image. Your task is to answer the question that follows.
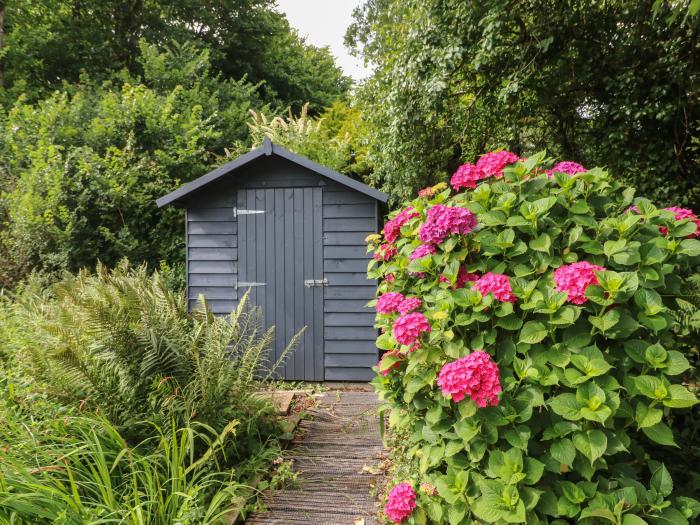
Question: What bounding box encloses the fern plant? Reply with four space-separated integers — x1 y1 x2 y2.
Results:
9 260 301 444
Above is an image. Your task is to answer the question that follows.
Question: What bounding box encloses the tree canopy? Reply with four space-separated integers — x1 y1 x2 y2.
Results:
1 0 350 111
346 0 700 205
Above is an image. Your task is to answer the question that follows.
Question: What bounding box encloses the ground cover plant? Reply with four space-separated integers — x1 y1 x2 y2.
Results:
368 153 700 524
0 261 298 523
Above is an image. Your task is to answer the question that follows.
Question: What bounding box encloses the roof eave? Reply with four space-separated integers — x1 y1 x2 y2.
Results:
156 138 388 207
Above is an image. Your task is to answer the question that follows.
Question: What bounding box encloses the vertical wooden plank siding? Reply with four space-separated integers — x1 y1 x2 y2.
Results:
312 189 324 380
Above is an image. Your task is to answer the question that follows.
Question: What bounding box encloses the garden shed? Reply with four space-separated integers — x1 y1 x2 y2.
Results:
157 138 388 381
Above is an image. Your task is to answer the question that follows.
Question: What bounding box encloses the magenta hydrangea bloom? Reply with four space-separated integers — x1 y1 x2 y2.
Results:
376 292 405 314
409 243 437 261
663 206 700 238
551 161 587 176
553 261 605 305
473 272 515 303
393 312 431 346
437 351 502 407
476 150 520 177
450 163 486 190
418 205 478 244
383 207 420 243
385 483 417 524
374 244 397 261
455 266 479 289
398 297 422 314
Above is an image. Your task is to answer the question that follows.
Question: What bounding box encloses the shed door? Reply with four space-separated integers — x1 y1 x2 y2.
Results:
237 188 324 381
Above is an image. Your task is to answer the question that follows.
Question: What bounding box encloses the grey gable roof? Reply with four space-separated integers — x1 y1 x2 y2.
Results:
156 137 388 207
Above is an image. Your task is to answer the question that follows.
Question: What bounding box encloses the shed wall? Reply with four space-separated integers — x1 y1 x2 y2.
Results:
182 156 380 381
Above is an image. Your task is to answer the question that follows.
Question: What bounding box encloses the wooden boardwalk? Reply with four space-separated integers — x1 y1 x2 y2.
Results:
246 390 385 525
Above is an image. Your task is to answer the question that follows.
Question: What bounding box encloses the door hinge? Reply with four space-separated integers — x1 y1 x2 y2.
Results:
233 208 265 218
235 280 267 290
304 278 329 288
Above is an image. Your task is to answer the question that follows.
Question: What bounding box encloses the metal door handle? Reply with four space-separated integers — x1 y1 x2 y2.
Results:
304 278 328 288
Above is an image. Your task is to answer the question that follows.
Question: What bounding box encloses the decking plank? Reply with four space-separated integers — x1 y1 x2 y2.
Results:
245 391 385 525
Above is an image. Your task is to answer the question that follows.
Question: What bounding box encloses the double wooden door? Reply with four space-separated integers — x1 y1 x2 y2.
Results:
236 187 324 381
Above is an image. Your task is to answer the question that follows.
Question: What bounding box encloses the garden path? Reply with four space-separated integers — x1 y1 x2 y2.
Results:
246 389 385 525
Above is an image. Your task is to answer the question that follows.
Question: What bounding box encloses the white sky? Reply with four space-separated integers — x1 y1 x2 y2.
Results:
274 0 372 81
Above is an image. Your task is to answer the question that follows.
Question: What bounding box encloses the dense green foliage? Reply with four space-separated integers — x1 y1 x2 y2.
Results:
5 261 298 444
1 0 349 111
0 416 244 524
347 0 700 205
369 155 700 524
0 42 261 286
0 262 298 522
237 100 372 178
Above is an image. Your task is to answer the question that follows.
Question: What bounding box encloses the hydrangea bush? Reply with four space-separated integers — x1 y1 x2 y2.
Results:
367 152 700 524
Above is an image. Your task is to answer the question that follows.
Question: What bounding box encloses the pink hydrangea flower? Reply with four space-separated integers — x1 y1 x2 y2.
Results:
385 483 417 523
439 274 450 283
437 351 502 407
663 206 700 237
376 292 405 314
398 297 422 314
383 207 420 243
476 150 520 177
409 244 437 261
418 186 435 197
418 205 478 244
549 161 587 177
374 244 397 261
473 272 515 303
455 266 479 289
553 261 605 305
393 312 431 346
451 163 487 190
386 273 396 283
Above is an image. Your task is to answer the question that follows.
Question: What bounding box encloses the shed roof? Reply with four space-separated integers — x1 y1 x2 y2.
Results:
156 138 388 207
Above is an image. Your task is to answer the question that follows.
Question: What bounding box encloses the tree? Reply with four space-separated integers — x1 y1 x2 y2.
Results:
347 0 700 205
0 0 350 111
0 42 262 286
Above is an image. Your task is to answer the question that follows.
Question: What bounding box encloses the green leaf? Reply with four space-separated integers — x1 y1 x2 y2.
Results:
663 384 698 408
550 438 576 466
376 333 396 350
679 238 700 256
520 321 548 344
445 440 465 457
634 375 669 401
529 234 551 253
572 429 607 464
665 351 691 376
642 422 678 447
472 494 505 523
650 463 673 497
549 393 582 420
589 309 620 333
635 402 663 428
604 238 627 257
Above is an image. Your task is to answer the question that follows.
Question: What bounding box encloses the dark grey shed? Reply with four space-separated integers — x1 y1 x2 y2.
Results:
157 138 388 382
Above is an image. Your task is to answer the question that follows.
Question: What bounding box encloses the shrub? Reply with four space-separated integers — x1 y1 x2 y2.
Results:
8 260 300 445
368 152 700 524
